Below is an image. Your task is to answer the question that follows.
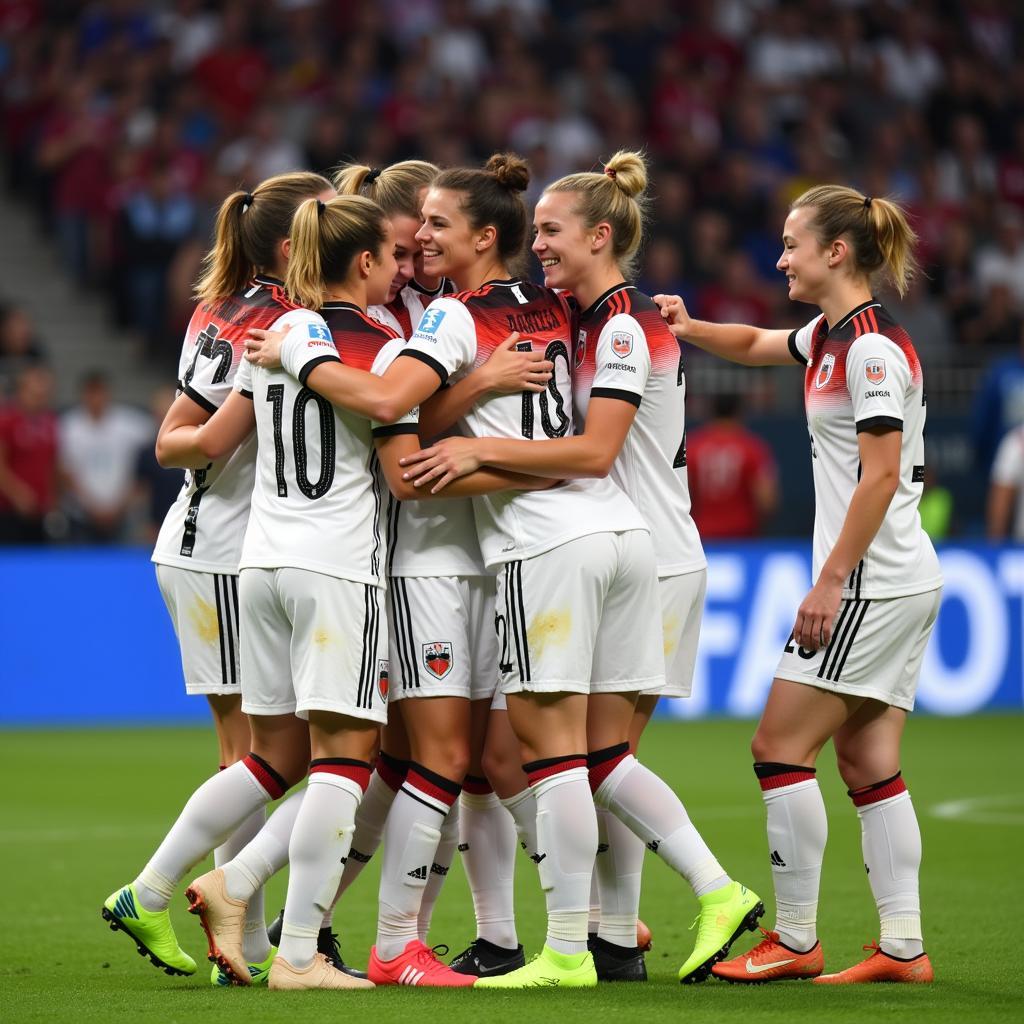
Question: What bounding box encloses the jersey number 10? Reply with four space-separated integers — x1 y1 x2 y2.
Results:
518 340 571 439
266 384 336 500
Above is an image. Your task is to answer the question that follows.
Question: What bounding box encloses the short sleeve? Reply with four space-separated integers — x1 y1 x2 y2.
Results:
370 339 420 437
992 428 1024 486
788 314 822 365
233 355 254 399
848 334 909 433
401 298 476 386
591 313 650 408
182 328 239 414
279 312 341 385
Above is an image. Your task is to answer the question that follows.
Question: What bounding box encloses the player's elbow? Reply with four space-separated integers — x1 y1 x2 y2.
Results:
380 468 419 502
372 400 404 426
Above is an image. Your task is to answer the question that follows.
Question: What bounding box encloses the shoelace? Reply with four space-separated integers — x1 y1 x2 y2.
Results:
741 927 783 958
319 930 342 962
415 943 451 970
863 940 882 955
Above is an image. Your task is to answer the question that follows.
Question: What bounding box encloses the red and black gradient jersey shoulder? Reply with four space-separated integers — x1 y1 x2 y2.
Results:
320 301 401 371
179 274 297 412
454 279 573 366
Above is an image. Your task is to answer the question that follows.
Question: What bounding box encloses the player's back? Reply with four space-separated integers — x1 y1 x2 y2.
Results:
153 275 294 573
238 304 395 587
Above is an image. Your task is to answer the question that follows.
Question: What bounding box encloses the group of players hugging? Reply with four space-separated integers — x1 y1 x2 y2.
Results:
100 148 942 990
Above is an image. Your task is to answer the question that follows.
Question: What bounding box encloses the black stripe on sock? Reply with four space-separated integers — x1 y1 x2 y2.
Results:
587 742 630 767
523 753 588 775
400 786 450 817
247 752 288 794
753 762 817 779
846 770 902 799
311 757 373 770
407 761 462 797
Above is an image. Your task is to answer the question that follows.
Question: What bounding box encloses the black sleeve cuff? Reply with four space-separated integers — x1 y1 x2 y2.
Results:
397 348 448 387
856 416 903 433
372 423 420 438
237 388 253 401
183 386 218 415
297 353 341 387
788 330 807 366
590 387 642 408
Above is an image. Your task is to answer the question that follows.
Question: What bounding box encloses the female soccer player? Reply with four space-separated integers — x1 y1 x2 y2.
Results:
657 185 941 984
401 151 763 985
102 171 332 983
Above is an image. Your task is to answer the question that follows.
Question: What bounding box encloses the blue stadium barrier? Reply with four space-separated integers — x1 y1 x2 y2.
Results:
1 544 1020 725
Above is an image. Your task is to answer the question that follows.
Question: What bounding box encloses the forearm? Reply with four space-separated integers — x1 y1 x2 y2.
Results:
476 435 609 479
426 466 554 498
419 374 489 438
818 473 898 585
987 484 1014 539
683 321 785 366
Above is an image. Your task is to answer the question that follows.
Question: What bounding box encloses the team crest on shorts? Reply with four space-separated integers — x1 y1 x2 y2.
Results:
865 358 886 384
377 660 389 701
575 329 587 368
423 641 453 680
611 331 633 358
814 352 836 389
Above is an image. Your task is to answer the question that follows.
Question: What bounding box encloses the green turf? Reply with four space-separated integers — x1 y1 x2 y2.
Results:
2 716 1022 1022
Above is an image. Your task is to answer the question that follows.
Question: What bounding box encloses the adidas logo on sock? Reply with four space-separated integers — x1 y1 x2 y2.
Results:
646 840 660 854
458 843 469 852
770 850 787 867
596 843 609 854
407 865 428 880
530 852 547 864
430 862 449 877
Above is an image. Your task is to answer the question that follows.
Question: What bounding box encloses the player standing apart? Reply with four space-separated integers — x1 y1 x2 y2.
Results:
404 151 763 984
657 185 942 984
102 171 333 983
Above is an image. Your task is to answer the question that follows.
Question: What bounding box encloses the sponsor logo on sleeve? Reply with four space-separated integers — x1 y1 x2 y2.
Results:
814 351 835 389
307 323 332 344
865 358 886 384
611 331 633 358
422 641 453 679
414 308 447 338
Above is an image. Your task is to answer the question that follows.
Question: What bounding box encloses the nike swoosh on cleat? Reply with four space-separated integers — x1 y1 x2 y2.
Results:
746 957 796 974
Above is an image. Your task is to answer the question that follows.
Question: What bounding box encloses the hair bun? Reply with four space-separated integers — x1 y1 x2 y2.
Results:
603 150 647 199
485 153 530 192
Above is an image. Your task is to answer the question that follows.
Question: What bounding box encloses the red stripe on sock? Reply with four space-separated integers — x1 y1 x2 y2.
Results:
526 757 587 787
463 775 493 796
758 770 816 792
851 776 907 807
375 758 408 794
406 769 459 808
588 752 629 793
311 762 371 792
242 755 285 800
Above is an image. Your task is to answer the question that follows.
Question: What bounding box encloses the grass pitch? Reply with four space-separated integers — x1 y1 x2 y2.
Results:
3 715 1022 1023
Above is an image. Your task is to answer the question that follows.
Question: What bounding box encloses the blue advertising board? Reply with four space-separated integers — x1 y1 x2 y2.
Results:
1 544 1020 725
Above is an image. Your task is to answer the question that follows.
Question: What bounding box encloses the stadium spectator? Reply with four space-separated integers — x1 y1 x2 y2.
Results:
987 423 1024 541
59 370 152 542
972 323 1024 475
131 385 181 545
0 303 47 398
687 393 778 539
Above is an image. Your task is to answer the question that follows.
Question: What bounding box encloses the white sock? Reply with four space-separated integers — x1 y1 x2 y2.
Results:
322 763 401 928
595 805 645 948
375 764 459 961
222 787 305 901
417 799 459 942
500 787 539 862
134 756 285 912
756 763 827 953
460 788 519 948
853 775 924 959
215 805 269 962
588 871 600 936
527 759 596 956
277 768 365 970
593 753 729 897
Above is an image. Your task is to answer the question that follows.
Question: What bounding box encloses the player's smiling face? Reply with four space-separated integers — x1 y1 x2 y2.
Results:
532 190 595 292
388 214 420 303
366 219 399 308
777 205 830 305
416 187 479 282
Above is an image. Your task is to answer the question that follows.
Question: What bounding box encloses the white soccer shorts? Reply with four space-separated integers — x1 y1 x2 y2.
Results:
155 564 241 695
239 567 388 722
495 530 665 697
774 587 942 711
642 568 707 699
387 574 499 702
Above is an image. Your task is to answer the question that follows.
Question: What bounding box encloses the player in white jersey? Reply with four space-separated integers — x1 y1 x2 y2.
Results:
403 151 762 984
657 185 942 985
101 172 333 985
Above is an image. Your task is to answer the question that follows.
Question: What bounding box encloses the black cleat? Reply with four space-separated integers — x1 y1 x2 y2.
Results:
449 937 526 977
589 935 648 982
266 909 369 979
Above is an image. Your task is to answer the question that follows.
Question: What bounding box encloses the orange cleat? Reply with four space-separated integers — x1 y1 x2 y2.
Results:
712 928 823 984
637 919 653 952
814 942 933 984
368 940 476 987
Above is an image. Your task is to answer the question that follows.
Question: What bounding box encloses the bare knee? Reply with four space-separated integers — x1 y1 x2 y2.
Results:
412 740 470 782
833 741 899 792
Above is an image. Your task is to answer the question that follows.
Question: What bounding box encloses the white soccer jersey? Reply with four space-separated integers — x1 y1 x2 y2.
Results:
992 425 1024 540
370 281 485 578
789 300 942 599
401 279 648 569
573 285 706 576
236 305 416 585
152 276 294 574
369 279 452 339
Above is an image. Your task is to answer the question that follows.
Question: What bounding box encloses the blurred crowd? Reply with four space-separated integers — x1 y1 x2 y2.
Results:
1 0 1024 543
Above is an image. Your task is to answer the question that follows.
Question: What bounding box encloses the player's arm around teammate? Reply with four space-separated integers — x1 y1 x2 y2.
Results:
656 186 942 984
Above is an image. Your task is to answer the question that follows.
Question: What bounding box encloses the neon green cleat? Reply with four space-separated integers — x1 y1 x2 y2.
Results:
677 880 765 983
212 947 277 986
475 945 597 989
101 884 197 977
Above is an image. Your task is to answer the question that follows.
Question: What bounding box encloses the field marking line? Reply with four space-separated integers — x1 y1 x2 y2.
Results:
929 794 1024 826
